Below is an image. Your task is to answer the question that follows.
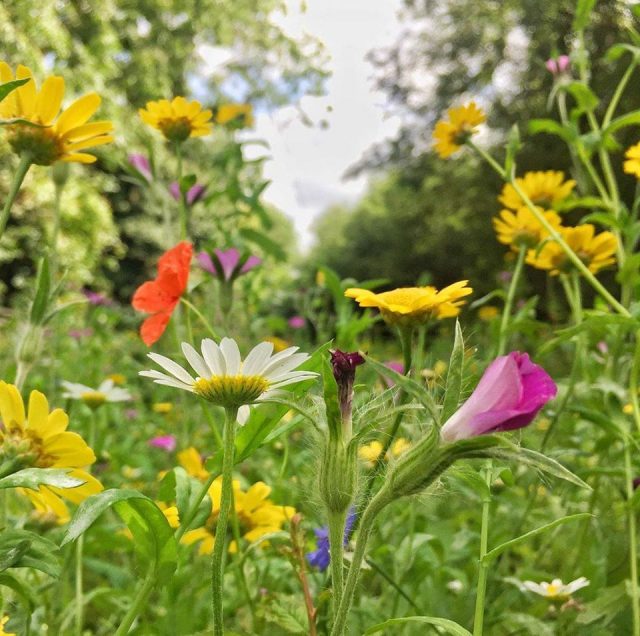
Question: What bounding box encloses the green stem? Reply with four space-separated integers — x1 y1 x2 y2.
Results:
472 465 492 636
114 557 157 636
50 180 63 278
330 490 390 636
175 143 188 241
328 508 347 620
180 297 219 340
174 469 218 542
0 155 31 241
496 245 526 356
624 440 640 636
74 535 84 636
211 408 238 636
603 61 638 129
630 331 640 436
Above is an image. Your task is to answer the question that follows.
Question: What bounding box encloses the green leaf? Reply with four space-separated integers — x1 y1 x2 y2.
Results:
602 111 640 137
573 0 597 31
576 581 629 626
528 119 575 142
0 468 84 491
61 489 177 579
0 572 38 612
565 82 599 113
363 353 440 424
30 255 51 325
0 531 60 577
481 513 591 564
0 78 29 103
484 446 590 490
239 227 287 261
605 43 640 62
441 320 464 422
504 124 521 177
364 616 472 635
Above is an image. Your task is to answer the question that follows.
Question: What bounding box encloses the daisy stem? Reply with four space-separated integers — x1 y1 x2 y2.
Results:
114 556 157 636
496 245 526 357
0 155 31 242
74 535 84 636
624 439 640 636
328 508 347 620
211 407 238 636
472 464 493 636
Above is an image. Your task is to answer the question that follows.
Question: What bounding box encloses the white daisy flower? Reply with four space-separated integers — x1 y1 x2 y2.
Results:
61 379 132 409
139 337 317 424
522 577 589 601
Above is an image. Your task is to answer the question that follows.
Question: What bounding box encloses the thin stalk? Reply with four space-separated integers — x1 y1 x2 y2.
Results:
174 469 218 542
472 465 492 636
50 180 64 277
468 140 629 317
74 535 84 636
557 93 588 193
211 408 238 636
114 557 157 636
0 155 31 241
328 508 347 618
365 557 420 612
330 490 390 636
180 297 219 340
175 143 188 241
496 245 526 357
629 330 640 437
625 441 640 636
602 61 638 129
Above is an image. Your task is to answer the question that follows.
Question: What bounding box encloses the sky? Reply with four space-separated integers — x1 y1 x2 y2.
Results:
243 0 405 250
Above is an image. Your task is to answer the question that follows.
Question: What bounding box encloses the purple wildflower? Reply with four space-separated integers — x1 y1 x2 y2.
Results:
288 316 306 329
169 182 207 205
129 154 153 181
197 248 261 282
82 289 111 306
148 434 177 452
307 508 357 571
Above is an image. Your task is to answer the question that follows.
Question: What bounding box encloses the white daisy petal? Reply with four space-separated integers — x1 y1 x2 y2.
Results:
182 342 210 378
201 338 225 375
263 353 311 380
139 369 192 388
98 379 115 393
242 341 274 375
148 352 195 385
259 346 300 373
220 337 241 375
237 405 251 425
269 371 317 389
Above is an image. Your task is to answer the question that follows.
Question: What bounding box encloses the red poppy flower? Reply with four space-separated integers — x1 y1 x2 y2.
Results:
132 241 193 346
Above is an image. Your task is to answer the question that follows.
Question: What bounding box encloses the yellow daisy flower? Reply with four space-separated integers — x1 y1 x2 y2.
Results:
526 224 617 275
181 478 294 555
0 381 102 507
345 281 472 326
623 142 640 179
498 171 576 210
493 206 563 249
139 96 212 142
432 102 486 158
0 616 15 636
177 447 210 481
216 103 254 128
478 305 499 321
0 62 114 165
264 336 291 353
152 401 173 415
21 486 70 525
359 438 410 467
157 501 180 528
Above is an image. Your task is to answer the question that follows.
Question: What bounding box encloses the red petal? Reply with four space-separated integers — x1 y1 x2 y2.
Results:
158 242 192 293
132 280 175 312
140 312 171 346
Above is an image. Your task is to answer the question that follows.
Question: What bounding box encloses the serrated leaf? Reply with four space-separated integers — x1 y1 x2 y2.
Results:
0 531 60 577
364 616 472 635
481 513 591 564
441 320 464 422
0 468 84 491
61 489 177 579
0 78 30 103
0 572 38 611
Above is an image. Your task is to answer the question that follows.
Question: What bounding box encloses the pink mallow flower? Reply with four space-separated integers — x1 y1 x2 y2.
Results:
129 154 153 181
148 435 177 452
545 55 570 76
288 316 306 329
169 182 207 205
197 248 261 282
440 352 557 442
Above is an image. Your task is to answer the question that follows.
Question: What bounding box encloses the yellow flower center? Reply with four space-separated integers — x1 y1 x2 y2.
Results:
8 125 61 166
193 375 270 408
81 391 107 409
152 402 173 414
158 117 193 142
511 228 540 248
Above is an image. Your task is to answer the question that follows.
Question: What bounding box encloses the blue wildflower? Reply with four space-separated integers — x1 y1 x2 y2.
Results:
307 508 357 571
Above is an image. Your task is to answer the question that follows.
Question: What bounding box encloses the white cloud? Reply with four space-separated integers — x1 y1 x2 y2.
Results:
243 0 405 250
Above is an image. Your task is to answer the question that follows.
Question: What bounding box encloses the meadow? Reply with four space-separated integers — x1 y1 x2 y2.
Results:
1 1 640 635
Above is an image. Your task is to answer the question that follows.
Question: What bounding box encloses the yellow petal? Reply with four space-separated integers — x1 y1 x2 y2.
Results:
55 93 101 135
0 381 26 427
14 65 36 117
27 390 49 434
0 62 13 82
45 408 69 436
60 153 97 164
61 121 113 142
44 432 96 467
64 134 114 152
49 470 102 504
35 76 64 124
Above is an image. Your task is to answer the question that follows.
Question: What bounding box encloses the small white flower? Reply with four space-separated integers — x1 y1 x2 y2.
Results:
446 579 464 593
139 337 317 424
522 577 589 601
61 379 132 409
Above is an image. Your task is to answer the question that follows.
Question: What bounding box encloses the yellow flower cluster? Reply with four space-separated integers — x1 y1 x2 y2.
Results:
139 96 212 142
0 62 113 165
345 281 473 326
359 438 410 467
624 142 640 179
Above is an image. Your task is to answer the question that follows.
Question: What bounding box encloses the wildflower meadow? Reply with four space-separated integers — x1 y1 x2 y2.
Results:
1 0 640 634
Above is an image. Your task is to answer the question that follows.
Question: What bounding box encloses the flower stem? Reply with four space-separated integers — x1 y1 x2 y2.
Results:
211 407 238 636
74 535 84 636
496 245 526 357
472 465 492 636
330 490 389 636
624 440 640 636
114 557 157 636
0 155 32 242
180 297 219 340
175 143 188 241
50 180 64 278
174 469 219 542
328 508 347 620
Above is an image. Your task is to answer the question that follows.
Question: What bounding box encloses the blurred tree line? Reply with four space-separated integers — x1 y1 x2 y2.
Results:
309 0 638 297
0 0 327 301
